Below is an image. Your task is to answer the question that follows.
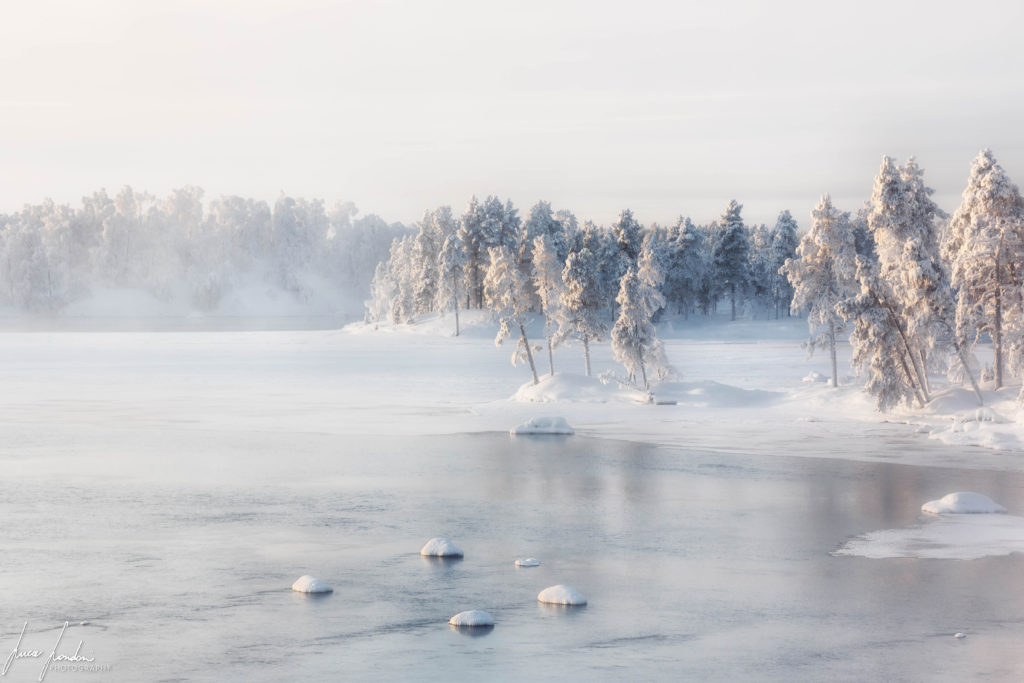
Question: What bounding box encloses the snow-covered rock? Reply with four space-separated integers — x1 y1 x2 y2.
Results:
510 417 574 436
291 575 333 593
419 537 464 557
448 610 494 627
803 371 828 383
922 492 1007 515
515 557 541 567
537 584 587 606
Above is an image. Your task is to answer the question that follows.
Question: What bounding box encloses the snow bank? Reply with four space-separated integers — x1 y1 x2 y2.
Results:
835 514 1024 560
802 371 828 383
922 492 1007 515
511 373 642 403
449 610 494 627
650 380 781 408
419 537 464 557
510 417 574 435
291 575 333 593
515 557 541 567
537 585 587 606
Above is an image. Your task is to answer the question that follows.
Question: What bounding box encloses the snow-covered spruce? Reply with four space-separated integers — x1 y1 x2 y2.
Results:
537 585 587 606
448 610 495 628
419 537 464 557
510 417 574 435
291 575 333 593
515 558 541 567
921 492 1007 515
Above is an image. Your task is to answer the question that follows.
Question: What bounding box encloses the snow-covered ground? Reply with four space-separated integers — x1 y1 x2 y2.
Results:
2 309 1022 475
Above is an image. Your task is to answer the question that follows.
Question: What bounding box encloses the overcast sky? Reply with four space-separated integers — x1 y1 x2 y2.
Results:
3 0 1023 228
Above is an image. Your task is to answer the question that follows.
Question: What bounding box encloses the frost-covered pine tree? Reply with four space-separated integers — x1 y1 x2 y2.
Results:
458 197 488 308
484 246 539 385
611 266 667 390
712 200 751 321
637 230 668 322
866 156 981 403
560 246 607 376
663 216 706 318
611 208 643 263
411 212 440 315
838 257 928 410
944 149 1024 391
768 211 799 319
532 233 564 375
782 194 857 387
436 225 466 336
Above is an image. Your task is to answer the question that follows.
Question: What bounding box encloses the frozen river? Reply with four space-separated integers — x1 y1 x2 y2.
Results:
3 431 1024 682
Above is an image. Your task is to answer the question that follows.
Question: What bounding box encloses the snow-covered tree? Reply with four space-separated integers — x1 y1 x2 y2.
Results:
532 233 564 375
944 149 1024 391
435 210 465 336
768 211 799 318
712 200 750 320
637 230 668 322
664 216 707 318
782 194 857 387
458 196 488 308
484 246 539 385
560 246 607 376
611 266 666 390
839 257 928 410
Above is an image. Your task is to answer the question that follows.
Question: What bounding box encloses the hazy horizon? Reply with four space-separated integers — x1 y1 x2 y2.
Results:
3 0 1023 228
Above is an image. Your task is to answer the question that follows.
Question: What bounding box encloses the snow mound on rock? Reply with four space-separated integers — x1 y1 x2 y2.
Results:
512 373 642 403
449 610 494 627
510 416 574 435
803 371 828 383
419 537 464 557
922 492 1007 515
538 584 587 605
515 557 541 567
291 575 333 593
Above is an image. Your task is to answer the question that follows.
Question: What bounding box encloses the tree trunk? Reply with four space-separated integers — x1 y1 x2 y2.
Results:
954 339 984 406
730 283 736 321
994 285 1003 390
828 319 838 388
583 335 591 377
546 336 555 376
640 360 648 391
452 271 460 337
519 324 539 385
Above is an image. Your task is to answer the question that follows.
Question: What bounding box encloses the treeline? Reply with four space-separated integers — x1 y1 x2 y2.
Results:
0 187 408 313
368 196 801 387
785 149 1021 410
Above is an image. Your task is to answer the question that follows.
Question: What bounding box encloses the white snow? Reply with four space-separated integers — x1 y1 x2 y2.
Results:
803 371 828 383
537 585 587 606
921 492 1007 515
291 575 333 593
419 537 463 557
448 610 494 627
512 372 642 404
835 514 1024 560
515 557 541 567
510 417 574 436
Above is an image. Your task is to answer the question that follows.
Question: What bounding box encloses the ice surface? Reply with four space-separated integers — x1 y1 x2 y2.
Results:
515 557 541 567
291 575 333 593
538 585 587 606
835 514 1024 560
510 417 575 435
449 610 494 627
419 537 463 557
922 492 1007 514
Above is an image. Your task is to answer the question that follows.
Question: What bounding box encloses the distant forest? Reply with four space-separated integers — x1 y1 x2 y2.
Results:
0 187 408 313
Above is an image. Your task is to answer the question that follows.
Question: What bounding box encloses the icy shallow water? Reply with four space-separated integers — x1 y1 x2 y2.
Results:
3 433 1024 682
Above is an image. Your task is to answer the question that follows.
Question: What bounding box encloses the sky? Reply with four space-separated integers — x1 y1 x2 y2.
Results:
2 0 1024 229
